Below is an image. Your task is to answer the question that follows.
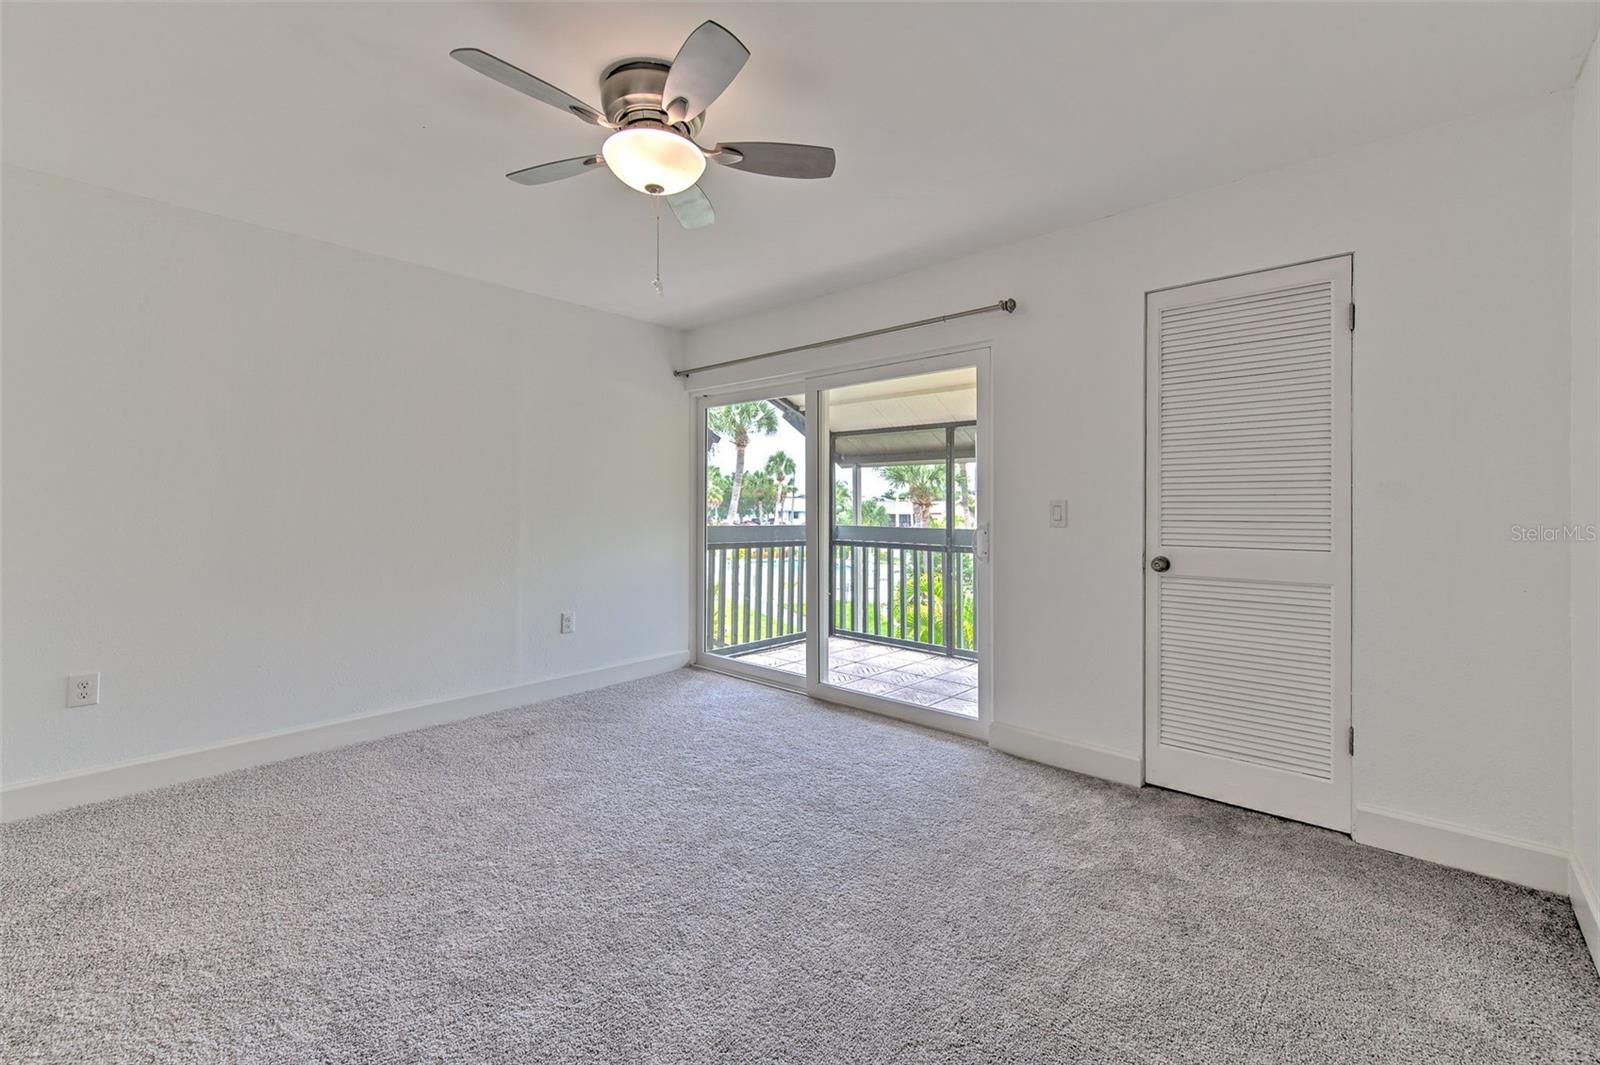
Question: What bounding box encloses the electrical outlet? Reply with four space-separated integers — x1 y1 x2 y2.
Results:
1049 500 1068 528
559 611 576 635
67 673 99 708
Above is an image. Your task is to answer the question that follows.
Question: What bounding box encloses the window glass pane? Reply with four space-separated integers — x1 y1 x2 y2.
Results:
823 368 978 718
952 426 977 530
703 398 805 677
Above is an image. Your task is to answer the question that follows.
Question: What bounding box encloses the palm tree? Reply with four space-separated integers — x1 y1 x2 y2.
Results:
707 402 779 521
835 478 891 525
764 451 797 521
741 470 777 522
706 466 730 521
863 497 891 525
881 463 945 526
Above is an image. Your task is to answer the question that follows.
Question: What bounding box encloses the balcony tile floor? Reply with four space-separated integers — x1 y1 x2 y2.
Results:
731 637 978 718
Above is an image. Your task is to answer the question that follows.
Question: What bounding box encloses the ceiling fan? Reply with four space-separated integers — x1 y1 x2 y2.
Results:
451 21 836 230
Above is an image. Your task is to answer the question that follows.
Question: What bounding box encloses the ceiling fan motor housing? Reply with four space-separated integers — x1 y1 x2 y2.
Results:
449 23 833 206
600 58 703 138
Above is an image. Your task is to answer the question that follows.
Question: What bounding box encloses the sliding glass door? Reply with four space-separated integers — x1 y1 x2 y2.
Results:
701 393 808 678
695 352 988 734
821 369 979 718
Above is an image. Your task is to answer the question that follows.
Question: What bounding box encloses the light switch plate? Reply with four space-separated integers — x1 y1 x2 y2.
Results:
1049 500 1068 528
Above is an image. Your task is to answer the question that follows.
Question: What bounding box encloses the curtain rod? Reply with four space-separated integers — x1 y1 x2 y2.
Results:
674 298 1017 379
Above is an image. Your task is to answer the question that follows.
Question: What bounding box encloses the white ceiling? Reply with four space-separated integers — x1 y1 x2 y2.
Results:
4 3 1596 329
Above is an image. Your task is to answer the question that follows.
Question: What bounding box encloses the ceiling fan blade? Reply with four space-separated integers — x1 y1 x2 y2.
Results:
662 21 749 124
506 155 605 186
665 184 715 229
451 48 610 127
710 142 836 179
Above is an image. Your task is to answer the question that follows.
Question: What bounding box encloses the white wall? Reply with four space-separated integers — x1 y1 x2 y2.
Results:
1 166 689 789
1570 33 1599 943
685 96 1576 862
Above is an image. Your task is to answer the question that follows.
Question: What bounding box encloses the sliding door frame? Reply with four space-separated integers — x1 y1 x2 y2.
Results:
692 381 816 691
690 345 993 743
809 349 992 740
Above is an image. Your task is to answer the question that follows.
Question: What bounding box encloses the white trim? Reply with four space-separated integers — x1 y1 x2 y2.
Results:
803 382 823 691
691 382 814 688
689 661 986 741
694 664 1050 768
1571 858 1600 977
690 659 805 697
988 723 1143 788
695 650 808 692
687 386 705 676
692 344 995 736
1352 803 1569 893
0 652 689 823
810 347 995 732
814 681 988 742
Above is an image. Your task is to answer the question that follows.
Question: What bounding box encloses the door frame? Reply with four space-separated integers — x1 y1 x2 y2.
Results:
690 345 993 743
1142 254 1354 831
691 379 815 692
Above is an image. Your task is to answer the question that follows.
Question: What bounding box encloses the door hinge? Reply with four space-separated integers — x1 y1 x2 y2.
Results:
1347 726 1355 756
1347 302 1356 332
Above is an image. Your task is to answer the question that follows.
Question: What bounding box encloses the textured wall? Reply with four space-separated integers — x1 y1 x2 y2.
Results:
1570 34 1599 902
685 96 1576 850
2 168 690 785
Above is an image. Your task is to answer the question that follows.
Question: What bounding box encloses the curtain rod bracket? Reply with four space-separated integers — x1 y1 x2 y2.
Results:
675 298 1018 379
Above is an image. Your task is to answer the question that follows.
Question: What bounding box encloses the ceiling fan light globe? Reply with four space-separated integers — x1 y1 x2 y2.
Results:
602 127 705 196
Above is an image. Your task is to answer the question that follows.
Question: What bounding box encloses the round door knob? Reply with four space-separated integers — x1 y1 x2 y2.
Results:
1150 556 1171 573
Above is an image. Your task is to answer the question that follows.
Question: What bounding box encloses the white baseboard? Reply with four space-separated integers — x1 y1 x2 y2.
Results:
988 723 1143 787
0 652 689 823
1571 859 1600 977
1352 803 1569 893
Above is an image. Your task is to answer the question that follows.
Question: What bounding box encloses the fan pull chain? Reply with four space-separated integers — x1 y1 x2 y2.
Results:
651 196 664 297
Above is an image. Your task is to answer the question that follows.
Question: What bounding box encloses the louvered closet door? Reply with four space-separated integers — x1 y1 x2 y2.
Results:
1144 257 1352 831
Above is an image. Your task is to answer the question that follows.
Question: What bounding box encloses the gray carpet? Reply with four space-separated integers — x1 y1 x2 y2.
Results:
2 669 1596 1064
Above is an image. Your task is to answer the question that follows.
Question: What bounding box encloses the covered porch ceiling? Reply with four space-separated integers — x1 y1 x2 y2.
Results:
799 366 978 467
